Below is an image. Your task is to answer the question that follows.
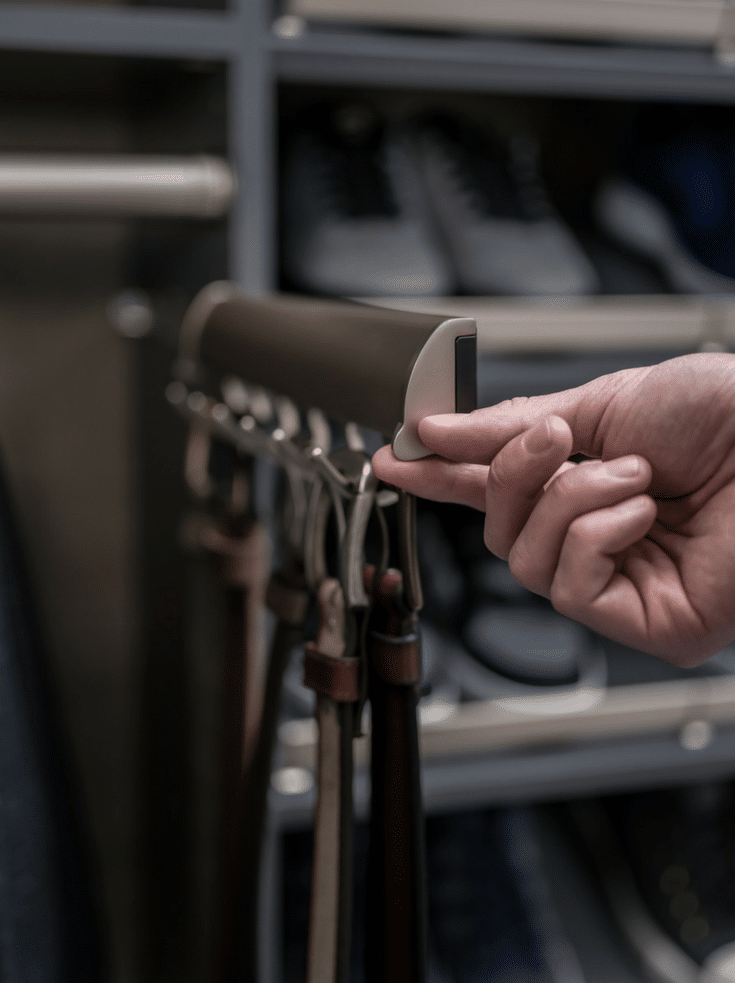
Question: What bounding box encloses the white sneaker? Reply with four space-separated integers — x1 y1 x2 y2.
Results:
281 104 454 297
414 114 600 296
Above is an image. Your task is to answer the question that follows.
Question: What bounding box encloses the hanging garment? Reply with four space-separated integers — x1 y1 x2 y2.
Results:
0 454 106 983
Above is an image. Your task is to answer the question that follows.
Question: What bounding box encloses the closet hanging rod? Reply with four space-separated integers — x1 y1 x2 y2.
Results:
0 154 235 217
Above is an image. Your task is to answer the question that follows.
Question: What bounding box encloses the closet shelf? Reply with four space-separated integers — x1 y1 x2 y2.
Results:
272 722 735 828
3 5 735 106
284 0 728 48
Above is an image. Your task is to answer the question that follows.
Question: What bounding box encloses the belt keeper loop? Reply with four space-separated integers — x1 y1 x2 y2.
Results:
303 644 361 703
371 630 421 686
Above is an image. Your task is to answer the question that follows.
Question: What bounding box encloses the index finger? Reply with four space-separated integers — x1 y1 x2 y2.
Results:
417 376 618 464
371 444 487 511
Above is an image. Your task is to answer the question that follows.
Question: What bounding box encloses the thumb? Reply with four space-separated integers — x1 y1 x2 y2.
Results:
418 366 648 464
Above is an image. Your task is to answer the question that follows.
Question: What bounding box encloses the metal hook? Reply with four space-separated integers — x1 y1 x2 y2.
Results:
307 408 332 457
304 481 334 593
247 385 274 427
344 422 365 453
341 457 378 610
168 380 389 585
309 447 352 499
167 383 211 500
274 395 302 442
220 375 250 416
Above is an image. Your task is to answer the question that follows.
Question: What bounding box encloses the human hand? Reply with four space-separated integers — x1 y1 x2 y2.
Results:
373 353 735 666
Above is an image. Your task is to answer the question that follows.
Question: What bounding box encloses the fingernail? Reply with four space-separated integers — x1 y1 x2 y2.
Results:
422 414 457 428
522 421 553 455
615 496 649 516
606 456 640 479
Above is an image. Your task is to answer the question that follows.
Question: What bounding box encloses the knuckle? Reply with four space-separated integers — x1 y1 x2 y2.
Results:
549 582 578 618
543 475 570 508
445 466 467 502
547 461 611 510
565 512 597 549
494 395 531 414
508 542 538 590
507 544 525 582
546 464 584 501
484 516 508 560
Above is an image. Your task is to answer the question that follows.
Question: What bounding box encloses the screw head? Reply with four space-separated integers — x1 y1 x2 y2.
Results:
272 14 306 38
107 289 154 339
271 766 314 795
679 719 713 751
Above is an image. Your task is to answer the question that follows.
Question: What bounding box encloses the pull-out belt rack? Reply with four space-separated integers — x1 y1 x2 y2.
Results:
168 285 477 983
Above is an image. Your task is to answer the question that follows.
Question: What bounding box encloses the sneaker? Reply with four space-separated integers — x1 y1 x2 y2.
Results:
595 111 735 294
0 451 106 982
281 102 454 297
462 605 587 686
427 808 586 983
595 176 735 295
570 786 735 983
458 550 607 684
413 113 600 296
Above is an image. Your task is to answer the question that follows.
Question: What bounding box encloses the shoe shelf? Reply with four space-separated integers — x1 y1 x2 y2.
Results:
272 26 735 104
270 672 735 828
281 675 735 770
366 295 735 353
4 4 735 106
283 0 728 48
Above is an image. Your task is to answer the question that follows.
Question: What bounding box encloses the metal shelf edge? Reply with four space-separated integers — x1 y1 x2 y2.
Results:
276 676 735 774
271 27 735 101
0 3 241 58
269 726 735 827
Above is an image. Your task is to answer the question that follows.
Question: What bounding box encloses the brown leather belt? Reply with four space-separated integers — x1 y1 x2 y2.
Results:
303 579 360 983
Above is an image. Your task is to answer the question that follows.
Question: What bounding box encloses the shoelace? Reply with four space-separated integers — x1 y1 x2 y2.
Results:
508 133 554 221
295 128 399 220
421 116 552 223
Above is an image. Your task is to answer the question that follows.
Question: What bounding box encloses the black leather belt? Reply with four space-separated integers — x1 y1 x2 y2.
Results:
365 565 427 983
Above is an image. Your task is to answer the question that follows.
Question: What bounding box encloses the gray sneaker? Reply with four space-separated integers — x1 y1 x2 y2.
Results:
414 114 600 296
281 103 454 297
595 175 735 295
